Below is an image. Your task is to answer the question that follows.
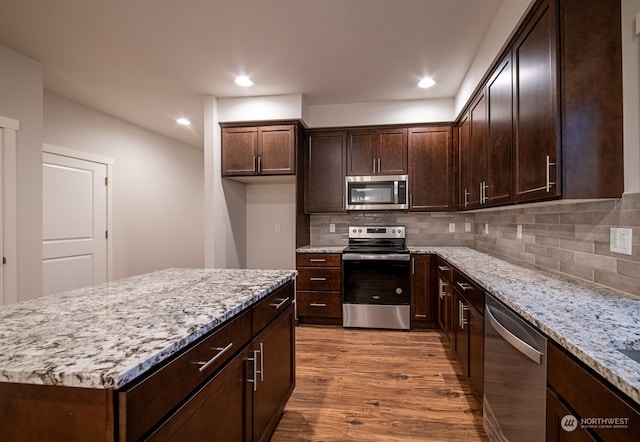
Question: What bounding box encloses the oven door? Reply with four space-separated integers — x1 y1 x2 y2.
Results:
342 254 410 305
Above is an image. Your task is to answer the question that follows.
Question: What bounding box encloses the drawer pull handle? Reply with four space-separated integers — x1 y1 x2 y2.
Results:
415 314 427 318
457 282 473 291
247 349 259 392
309 259 326 262
310 303 327 307
438 266 449 272
309 277 327 281
270 297 290 309
196 342 233 373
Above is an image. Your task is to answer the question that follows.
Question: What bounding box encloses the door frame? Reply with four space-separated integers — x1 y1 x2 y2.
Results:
1 115 20 305
43 144 115 283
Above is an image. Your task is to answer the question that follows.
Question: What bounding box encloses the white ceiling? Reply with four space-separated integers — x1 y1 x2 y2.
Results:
0 0 504 148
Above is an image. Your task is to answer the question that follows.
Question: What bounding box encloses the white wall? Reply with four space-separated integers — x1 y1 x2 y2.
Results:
43 92 204 279
246 183 295 270
623 0 640 193
218 94 305 123
0 45 43 302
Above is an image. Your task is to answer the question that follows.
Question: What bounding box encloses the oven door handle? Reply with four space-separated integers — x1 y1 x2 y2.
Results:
342 253 410 261
486 305 543 364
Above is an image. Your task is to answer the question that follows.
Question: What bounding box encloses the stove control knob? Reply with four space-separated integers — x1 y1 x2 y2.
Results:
358 229 362 233
392 229 396 233
352 228 356 233
397 228 403 235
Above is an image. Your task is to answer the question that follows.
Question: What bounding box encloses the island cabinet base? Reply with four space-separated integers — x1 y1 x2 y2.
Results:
0 280 296 442
0 383 115 441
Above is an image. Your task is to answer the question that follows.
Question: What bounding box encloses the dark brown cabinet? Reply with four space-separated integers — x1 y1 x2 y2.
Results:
222 124 297 177
305 131 346 213
408 126 454 211
296 253 342 325
410 254 436 328
512 0 560 202
547 342 639 442
346 128 407 175
251 304 295 442
452 270 484 401
468 93 487 208
436 258 454 345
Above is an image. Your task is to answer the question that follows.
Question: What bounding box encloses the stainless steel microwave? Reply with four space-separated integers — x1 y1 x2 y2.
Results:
345 175 409 211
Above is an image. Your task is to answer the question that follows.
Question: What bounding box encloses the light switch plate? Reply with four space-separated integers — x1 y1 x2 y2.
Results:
610 228 633 255
517 224 523 240
465 222 471 233
484 223 489 235
449 223 456 233
275 223 281 233
329 223 335 233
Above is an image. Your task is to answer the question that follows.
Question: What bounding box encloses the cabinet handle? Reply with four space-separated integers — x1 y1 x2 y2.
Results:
195 342 234 373
457 282 473 291
439 281 447 299
437 266 449 272
546 155 556 192
248 349 259 392
257 155 262 173
310 302 327 307
480 181 488 204
464 189 469 207
270 297 290 309
377 158 381 174
309 277 327 281
411 257 415 274
253 156 257 173
373 158 377 174
415 314 427 318
461 304 468 330
259 342 264 382
309 258 326 262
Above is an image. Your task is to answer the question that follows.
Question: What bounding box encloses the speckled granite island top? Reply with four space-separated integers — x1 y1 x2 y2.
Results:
0 268 296 390
411 246 640 406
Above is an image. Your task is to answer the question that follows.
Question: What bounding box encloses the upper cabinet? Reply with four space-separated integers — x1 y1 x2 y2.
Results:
346 128 408 175
408 126 454 211
221 124 298 177
458 0 623 209
305 130 347 213
512 0 560 202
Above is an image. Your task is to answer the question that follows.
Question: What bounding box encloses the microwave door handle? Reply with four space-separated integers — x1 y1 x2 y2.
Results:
394 180 398 204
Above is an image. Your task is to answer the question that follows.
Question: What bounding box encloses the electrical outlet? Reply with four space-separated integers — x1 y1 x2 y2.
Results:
610 228 632 255
484 223 489 235
465 222 471 233
329 223 335 233
517 224 523 240
275 223 281 233
449 223 456 233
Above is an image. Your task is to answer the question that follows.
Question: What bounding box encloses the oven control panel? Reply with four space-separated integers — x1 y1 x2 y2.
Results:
348 226 405 239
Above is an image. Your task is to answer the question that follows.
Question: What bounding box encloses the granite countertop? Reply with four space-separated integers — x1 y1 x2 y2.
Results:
0 268 297 390
297 244 640 405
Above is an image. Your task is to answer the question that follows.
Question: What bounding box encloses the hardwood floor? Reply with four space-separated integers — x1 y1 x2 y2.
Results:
271 326 487 442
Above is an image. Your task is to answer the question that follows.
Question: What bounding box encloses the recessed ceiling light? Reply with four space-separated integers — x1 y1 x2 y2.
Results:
235 75 254 87
176 118 191 126
418 78 436 88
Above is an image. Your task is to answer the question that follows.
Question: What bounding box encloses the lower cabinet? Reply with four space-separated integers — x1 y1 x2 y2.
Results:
452 268 484 401
436 258 454 345
410 254 437 328
547 342 639 442
296 253 343 325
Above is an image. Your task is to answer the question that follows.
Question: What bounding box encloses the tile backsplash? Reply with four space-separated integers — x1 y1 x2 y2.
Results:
309 192 640 298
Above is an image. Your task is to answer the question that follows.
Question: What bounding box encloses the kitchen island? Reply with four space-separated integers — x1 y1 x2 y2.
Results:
0 268 297 441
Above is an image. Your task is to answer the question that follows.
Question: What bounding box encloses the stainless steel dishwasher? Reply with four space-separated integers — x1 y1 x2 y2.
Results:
483 293 547 442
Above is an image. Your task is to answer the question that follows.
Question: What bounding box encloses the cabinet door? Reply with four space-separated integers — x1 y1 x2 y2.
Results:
468 304 484 401
305 131 346 213
453 293 469 377
458 114 472 209
410 255 435 325
147 351 251 442
258 125 295 175
346 130 376 175
222 127 258 176
486 53 513 206
546 388 598 442
252 305 295 442
408 127 453 211
378 128 408 175
513 0 560 202
469 93 487 208
444 281 455 346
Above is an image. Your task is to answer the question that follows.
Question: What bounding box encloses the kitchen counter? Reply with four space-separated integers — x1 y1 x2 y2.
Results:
297 245 640 405
0 268 297 390
296 245 346 254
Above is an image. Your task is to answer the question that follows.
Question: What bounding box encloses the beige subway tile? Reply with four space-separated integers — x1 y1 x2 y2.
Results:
574 199 618 212
620 192 640 209
574 251 617 272
594 240 640 260
516 214 536 224
619 209 640 228
535 254 560 271
594 210 621 226
535 213 560 224
545 224 575 238
536 235 560 247
559 237 595 253
547 247 575 262
525 243 547 256
618 259 640 279
574 225 610 242
559 261 594 282
560 211 595 225
594 269 640 296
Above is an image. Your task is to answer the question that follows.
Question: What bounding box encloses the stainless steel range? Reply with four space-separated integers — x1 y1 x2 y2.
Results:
342 226 411 330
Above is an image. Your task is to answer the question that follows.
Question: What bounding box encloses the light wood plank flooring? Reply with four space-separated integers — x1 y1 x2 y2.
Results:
271 326 487 442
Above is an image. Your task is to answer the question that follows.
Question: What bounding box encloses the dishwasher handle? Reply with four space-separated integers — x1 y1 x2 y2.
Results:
486 305 543 365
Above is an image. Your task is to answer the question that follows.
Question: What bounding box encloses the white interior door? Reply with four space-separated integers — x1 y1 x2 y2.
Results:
42 152 108 296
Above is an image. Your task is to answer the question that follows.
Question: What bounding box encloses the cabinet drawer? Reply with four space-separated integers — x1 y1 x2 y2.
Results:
296 253 342 267
452 269 484 313
297 268 342 291
252 282 294 335
436 257 452 281
118 309 252 441
548 343 640 442
297 291 342 318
